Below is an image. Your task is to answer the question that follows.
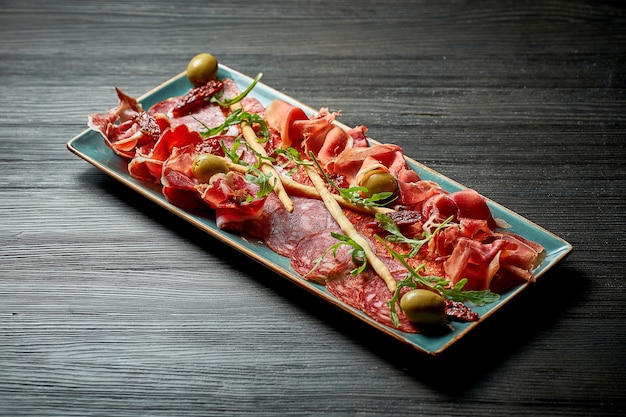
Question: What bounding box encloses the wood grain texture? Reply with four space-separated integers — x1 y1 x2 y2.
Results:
1 0 625 416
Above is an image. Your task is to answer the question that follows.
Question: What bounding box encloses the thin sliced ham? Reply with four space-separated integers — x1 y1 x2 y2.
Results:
88 89 168 159
450 189 498 230
195 172 267 232
265 99 309 148
265 101 355 166
129 124 203 183
444 237 505 291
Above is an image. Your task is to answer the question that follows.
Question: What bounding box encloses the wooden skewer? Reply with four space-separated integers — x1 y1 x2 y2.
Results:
229 101 294 212
304 165 397 293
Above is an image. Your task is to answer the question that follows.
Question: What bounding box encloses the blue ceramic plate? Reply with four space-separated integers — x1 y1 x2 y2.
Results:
67 65 572 355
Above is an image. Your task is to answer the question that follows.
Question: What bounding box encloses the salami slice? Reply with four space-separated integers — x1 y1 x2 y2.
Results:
327 256 406 311
262 195 341 257
358 262 420 333
326 265 373 308
290 231 353 284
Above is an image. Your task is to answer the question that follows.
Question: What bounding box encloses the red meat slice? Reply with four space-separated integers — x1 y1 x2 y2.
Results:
128 124 202 183
443 237 505 291
265 99 309 148
357 260 420 333
161 145 205 210
326 265 376 309
88 88 168 159
327 256 405 310
260 195 341 257
449 189 498 230
290 231 354 284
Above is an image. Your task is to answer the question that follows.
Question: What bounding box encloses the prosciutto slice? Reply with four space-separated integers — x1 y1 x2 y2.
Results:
265 100 367 166
88 88 168 159
129 124 203 183
265 99 309 148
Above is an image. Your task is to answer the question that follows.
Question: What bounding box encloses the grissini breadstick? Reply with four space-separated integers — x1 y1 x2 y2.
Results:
304 165 397 293
229 101 294 212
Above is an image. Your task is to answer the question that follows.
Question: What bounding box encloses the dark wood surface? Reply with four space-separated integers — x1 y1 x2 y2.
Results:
1 0 624 415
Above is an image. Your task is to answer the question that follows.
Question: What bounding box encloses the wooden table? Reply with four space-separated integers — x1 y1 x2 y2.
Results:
1 1 624 415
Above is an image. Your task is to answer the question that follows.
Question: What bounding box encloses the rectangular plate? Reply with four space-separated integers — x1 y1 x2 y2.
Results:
67 64 572 355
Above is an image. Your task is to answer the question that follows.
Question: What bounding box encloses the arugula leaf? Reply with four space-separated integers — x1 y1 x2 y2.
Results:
307 232 368 277
210 72 263 107
200 108 244 137
200 108 270 143
244 166 275 200
435 278 501 306
375 213 453 258
337 185 397 208
220 135 243 164
219 137 276 200
330 232 368 275
274 147 313 175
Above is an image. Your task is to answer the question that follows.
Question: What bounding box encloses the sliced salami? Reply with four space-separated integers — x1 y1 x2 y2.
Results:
290 230 353 284
327 265 376 309
261 195 341 257
358 262 420 334
327 256 406 311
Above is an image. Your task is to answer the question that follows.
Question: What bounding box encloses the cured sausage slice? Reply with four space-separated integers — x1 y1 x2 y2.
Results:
327 256 406 311
261 195 341 257
326 265 375 309
291 231 353 284
359 270 421 334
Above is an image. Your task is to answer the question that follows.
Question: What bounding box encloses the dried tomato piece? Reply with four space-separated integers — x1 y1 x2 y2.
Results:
171 80 224 117
445 299 479 322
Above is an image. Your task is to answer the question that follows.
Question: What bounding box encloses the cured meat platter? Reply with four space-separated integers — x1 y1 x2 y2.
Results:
67 64 572 355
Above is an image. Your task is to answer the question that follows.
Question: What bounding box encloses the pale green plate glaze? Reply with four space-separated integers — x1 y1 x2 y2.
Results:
67 65 572 355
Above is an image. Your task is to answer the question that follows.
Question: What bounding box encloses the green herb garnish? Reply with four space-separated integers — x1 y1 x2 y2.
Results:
219 137 276 201
200 108 270 143
274 147 313 175
375 213 453 258
243 165 275 200
307 232 368 278
211 72 263 107
377 236 500 327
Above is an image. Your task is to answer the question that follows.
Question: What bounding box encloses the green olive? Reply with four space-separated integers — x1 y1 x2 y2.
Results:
361 171 398 198
187 53 219 87
192 153 228 183
399 289 446 325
